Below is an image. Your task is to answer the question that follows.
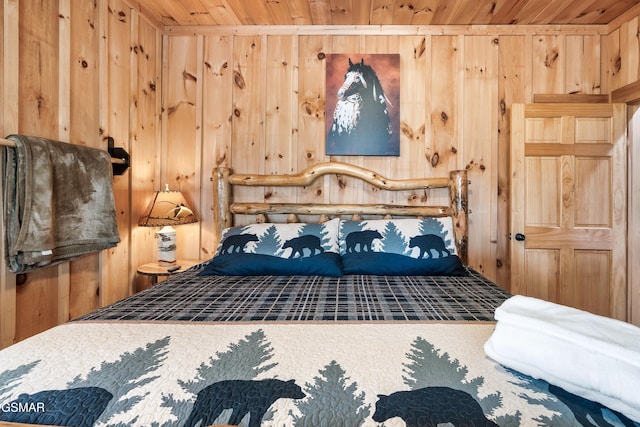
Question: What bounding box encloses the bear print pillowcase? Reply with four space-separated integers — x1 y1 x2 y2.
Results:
338 218 467 276
201 218 343 276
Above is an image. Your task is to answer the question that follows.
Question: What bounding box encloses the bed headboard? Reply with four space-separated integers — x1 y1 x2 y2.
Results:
212 162 468 264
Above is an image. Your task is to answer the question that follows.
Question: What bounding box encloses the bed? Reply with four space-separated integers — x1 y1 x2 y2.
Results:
0 162 638 427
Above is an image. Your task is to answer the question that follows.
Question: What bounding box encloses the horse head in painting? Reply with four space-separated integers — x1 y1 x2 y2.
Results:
327 57 395 155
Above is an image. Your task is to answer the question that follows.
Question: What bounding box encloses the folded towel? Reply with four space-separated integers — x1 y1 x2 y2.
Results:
3 134 120 273
484 295 640 422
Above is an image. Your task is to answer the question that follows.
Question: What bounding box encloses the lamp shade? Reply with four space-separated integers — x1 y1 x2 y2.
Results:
138 185 198 227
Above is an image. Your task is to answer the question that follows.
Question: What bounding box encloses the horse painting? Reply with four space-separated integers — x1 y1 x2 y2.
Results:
326 56 399 156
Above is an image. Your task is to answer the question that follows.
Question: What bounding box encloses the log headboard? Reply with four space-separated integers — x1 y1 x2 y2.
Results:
212 162 468 264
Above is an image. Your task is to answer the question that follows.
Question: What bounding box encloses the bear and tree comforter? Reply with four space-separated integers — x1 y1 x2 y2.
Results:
0 263 637 427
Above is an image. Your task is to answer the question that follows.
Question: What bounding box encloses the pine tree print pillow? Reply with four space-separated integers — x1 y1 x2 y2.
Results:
201 218 343 276
338 218 467 275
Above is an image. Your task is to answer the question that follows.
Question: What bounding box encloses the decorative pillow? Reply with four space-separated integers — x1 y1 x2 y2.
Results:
200 218 343 276
338 217 467 275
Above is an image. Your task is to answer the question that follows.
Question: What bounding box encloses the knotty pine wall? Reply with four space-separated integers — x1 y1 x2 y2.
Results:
164 22 639 324
613 15 640 326
162 29 605 283
0 0 162 347
2 1 640 348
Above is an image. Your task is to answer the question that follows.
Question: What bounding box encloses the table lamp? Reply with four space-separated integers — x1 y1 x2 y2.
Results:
138 184 198 265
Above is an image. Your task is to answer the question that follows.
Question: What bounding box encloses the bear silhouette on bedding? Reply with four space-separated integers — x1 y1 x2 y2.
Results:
345 230 383 253
409 234 450 258
220 233 259 254
0 387 113 427
372 386 498 427
184 378 305 427
282 235 323 258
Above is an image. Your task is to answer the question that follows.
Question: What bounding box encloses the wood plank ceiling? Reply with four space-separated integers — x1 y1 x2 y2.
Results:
134 0 640 28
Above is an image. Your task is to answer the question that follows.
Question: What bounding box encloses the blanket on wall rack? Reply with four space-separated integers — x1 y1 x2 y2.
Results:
2 134 120 273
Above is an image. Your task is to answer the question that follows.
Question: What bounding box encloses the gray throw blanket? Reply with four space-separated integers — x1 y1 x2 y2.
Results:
3 134 120 273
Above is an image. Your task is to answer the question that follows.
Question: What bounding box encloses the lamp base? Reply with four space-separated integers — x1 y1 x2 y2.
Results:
156 225 177 265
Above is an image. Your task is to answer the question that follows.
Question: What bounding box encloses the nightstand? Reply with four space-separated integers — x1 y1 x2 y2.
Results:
137 259 199 286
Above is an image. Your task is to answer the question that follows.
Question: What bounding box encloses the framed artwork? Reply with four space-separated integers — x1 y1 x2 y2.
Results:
325 53 400 156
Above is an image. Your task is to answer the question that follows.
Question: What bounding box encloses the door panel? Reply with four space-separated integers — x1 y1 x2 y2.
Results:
575 117 610 143
524 249 560 301
525 157 560 226
511 103 627 320
571 250 611 316
574 158 611 227
526 117 561 142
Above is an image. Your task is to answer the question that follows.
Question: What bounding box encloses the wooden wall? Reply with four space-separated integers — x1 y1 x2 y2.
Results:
3 2 640 348
610 16 640 325
160 28 607 288
163 21 640 326
0 0 162 348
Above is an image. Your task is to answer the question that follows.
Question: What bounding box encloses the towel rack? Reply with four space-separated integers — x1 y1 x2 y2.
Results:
0 136 130 176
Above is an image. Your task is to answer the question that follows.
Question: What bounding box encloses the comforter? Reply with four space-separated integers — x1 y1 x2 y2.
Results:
0 266 636 427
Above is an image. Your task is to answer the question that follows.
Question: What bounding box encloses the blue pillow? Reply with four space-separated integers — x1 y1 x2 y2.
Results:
200 219 343 276
338 218 467 276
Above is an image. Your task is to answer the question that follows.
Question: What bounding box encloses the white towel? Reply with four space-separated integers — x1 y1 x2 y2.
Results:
484 295 640 422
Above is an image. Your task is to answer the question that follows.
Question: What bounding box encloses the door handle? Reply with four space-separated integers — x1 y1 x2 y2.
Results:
514 233 526 241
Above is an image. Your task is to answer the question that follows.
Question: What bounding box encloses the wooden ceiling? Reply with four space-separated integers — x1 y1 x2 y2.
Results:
134 0 640 28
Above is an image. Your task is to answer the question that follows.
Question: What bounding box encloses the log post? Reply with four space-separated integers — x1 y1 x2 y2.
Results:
212 168 232 247
450 170 468 264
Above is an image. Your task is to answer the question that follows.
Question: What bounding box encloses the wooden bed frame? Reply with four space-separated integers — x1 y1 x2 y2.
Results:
212 162 468 264
0 164 467 427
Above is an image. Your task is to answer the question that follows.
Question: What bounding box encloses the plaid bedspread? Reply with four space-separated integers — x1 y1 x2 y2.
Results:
78 265 510 322
4 267 637 426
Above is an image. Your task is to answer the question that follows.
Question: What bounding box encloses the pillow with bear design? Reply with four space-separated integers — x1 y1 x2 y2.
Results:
338 218 467 275
200 218 343 276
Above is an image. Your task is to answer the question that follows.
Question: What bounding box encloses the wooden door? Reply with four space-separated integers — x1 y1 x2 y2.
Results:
510 103 627 320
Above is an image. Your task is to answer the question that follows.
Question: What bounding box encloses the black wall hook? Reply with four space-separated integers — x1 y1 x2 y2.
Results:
107 136 130 176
